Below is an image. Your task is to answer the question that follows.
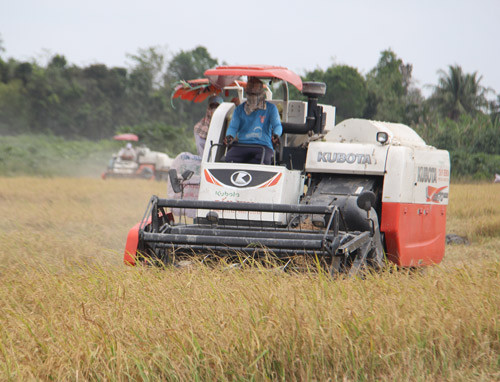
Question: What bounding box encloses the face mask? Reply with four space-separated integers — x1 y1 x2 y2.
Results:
244 91 265 115
246 94 259 107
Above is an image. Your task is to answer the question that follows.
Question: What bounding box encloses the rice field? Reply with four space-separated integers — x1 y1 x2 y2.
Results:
0 178 498 381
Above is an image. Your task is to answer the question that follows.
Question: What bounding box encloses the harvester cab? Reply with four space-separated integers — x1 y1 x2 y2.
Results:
196 67 334 223
125 65 450 276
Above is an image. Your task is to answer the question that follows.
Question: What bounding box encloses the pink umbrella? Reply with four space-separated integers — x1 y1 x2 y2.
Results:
113 134 139 142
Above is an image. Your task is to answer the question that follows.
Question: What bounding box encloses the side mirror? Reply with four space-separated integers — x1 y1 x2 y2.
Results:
181 170 194 181
169 169 182 193
356 191 376 212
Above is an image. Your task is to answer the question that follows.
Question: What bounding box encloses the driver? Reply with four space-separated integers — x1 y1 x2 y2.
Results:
119 142 137 161
224 77 282 165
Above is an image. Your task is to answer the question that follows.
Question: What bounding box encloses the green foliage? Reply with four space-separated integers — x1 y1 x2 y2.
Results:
0 59 8 83
0 46 217 150
165 46 219 129
0 40 499 179
450 151 500 180
365 49 423 124
489 95 500 124
48 54 67 69
127 46 167 98
14 62 33 85
415 114 500 179
430 65 490 121
166 46 218 83
0 80 30 134
304 65 367 122
416 114 500 155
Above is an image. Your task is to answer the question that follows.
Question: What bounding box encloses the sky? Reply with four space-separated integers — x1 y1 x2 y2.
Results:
1 0 499 98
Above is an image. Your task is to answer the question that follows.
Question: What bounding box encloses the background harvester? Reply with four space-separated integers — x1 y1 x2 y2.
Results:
102 134 173 180
124 65 450 275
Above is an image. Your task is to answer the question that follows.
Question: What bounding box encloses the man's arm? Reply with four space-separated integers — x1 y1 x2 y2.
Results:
225 106 241 138
269 104 283 136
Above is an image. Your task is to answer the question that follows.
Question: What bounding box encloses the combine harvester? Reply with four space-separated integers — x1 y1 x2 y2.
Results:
124 65 450 275
102 134 173 181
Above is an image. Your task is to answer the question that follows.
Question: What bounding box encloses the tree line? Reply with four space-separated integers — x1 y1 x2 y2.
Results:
296 50 500 179
0 37 499 178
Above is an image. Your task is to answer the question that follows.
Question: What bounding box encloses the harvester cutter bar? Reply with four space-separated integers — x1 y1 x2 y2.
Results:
138 197 374 261
142 231 325 250
168 226 327 240
147 244 329 258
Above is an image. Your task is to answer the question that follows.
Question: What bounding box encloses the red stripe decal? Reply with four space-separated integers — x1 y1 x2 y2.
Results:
204 169 213 184
204 169 222 186
259 173 282 188
267 173 282 187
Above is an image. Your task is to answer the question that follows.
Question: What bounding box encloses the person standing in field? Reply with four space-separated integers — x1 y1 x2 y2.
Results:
194 95 223 157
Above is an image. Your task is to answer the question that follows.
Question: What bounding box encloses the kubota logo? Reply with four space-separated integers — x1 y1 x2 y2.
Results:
426 186 448 203
230 171 252 187
418 166 437 183
317 152 372 164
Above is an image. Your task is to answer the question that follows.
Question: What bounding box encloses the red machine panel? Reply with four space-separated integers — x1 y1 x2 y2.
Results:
381 202 447 266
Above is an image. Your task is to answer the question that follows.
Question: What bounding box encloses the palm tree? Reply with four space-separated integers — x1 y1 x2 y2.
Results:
490 95 500 125
431 65 490 120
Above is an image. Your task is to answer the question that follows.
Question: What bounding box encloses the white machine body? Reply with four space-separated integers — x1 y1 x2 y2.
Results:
196 99 449 266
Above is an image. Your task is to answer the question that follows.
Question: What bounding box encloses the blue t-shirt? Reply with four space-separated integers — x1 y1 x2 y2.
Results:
226 102 283 149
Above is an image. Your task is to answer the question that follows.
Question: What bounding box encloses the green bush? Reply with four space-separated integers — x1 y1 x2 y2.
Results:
450 151 500 180
416 114 500 155
415 115 500 179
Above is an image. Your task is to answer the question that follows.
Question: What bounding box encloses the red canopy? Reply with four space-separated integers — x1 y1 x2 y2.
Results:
113 134 139 142
172 79 246 103
204 65 303 91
